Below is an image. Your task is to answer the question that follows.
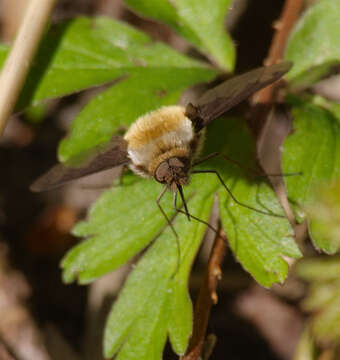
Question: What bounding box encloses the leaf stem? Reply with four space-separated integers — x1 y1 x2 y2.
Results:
0 0 57 136
180 225 227 360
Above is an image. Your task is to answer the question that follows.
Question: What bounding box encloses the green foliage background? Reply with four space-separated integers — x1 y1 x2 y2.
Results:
1 0 340 358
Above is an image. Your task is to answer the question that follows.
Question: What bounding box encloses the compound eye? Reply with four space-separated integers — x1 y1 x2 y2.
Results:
168 157 184 168
154 161 170 183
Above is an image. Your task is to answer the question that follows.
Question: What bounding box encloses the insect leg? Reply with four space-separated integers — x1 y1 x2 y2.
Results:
177 185 190 221
156 185 178 238
156 185 181 275
193 152 302 177
192 169 285 218
173 187 219 234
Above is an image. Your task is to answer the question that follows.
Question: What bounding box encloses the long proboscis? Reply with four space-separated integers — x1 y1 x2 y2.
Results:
177 184 190 221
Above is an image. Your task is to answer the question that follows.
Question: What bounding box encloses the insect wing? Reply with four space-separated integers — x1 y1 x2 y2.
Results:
191 61 292 130
30 136 129 192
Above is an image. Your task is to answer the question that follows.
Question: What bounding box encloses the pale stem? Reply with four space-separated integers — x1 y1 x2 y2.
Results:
0 0 57 135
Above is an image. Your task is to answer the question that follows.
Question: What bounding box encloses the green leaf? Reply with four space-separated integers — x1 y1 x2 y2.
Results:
0 16 214 111
206 120 300 287
327 102 340 124
62 117 300 358
58 68 215 162
103 183 214 359
312 95 340 124
285 0 340 88
62 176 179 284
124 0 199 44
282 100 340 252
125 0 235 71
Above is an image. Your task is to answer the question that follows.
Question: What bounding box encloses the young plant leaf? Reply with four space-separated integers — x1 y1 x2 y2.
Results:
58 69 215 162
282 100 340 252
0 16 214 111
312 95 340 124
125 0 235 71
285 0 340 88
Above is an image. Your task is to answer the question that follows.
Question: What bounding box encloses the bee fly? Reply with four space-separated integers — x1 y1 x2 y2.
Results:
31 62 292 243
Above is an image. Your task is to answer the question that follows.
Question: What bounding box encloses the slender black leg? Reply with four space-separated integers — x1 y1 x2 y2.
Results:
192 169 285 218
156 186 181 275
156 185 178 239
193 152 302 177
172 190 219 234
177 185 190 221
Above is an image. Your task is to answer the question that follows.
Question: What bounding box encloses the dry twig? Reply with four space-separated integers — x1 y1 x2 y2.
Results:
180 226 227 360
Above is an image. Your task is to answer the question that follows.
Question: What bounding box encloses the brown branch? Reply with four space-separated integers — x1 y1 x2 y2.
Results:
253 0 304 105
180 226 227 360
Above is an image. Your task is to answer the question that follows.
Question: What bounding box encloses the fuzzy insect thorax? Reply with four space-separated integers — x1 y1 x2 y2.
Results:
124 106 204 186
